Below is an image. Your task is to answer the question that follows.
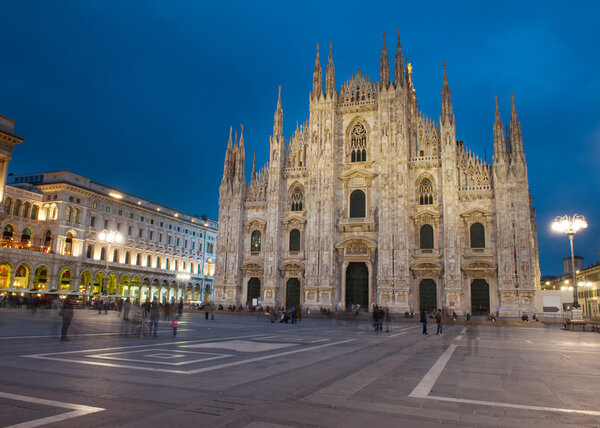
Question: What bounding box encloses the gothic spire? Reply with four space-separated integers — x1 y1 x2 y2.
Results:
380 32 390 89
273 85 283 137
441 61 454 126
394 29 404 88
493 95 507 163
251 150 257 183
509 93 523 155
312 44 323 100
227 126 232 151
236 125 245 184
325 41 335 97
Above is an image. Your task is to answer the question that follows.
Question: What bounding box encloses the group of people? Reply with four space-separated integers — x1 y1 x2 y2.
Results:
372 305 390 332
420 309 444 335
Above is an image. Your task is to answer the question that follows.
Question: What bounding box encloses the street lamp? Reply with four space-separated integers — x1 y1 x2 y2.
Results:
98 230 123 296
552 214 587 309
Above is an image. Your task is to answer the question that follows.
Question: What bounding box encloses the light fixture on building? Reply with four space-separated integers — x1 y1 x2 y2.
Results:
552 214 587 309
109 192 123 199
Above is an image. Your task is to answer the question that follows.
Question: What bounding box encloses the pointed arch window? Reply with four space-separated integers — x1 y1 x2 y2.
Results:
350 124 367 162
289 229 300 252
470 223 485 248
418 178 434 205
66 206 73 223
290 186 304 211
349 189 366 218
420 225 434 249
251 230 261 252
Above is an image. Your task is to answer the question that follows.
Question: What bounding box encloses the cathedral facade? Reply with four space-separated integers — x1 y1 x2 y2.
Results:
215 33 540 316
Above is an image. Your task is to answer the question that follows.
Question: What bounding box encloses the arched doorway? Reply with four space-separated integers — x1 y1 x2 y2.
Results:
346 263 368 309
286 278 300 308
419 279 437 312
0 263 10 288
33 266 48 290
471 279 490 315
247 278 261 305
59 269 72 291
14 264 30 289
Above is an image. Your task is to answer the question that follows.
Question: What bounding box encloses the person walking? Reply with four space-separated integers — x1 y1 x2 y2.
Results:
123 298 131 321
435 309 443 335
171 316 178 338
421 310 428 335
149 299 160 337
59 296 74 341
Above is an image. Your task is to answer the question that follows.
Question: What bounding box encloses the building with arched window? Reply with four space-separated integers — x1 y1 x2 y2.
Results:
215 35 539 317
0 118 218 304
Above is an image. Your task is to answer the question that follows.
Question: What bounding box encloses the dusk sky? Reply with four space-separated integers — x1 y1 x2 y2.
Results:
1 1 598 276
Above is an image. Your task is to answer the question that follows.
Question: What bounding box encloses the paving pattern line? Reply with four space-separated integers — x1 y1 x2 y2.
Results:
0 391 104 428
408 344 457 398
185 339 356 375
422 394 600 417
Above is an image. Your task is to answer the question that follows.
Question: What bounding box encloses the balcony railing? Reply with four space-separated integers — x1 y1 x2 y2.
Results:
0 240 52 253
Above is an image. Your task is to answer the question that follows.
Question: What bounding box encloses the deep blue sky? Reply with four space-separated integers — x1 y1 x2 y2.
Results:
1 1 598 276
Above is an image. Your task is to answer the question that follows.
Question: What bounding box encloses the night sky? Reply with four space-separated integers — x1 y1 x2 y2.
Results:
1 1 598 276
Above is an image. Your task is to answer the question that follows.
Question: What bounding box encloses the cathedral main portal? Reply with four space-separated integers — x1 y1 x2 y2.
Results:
346 263 369 309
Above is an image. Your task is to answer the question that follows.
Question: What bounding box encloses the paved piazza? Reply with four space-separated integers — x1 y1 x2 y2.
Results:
0 309 599 427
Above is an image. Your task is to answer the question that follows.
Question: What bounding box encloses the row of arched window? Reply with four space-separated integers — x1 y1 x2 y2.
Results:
4 198 40 220
84 244 213 274
250 229 302 253
419 222 486 249
65 206 81 224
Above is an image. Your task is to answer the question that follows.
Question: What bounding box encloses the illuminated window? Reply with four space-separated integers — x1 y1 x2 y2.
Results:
251 230 261 252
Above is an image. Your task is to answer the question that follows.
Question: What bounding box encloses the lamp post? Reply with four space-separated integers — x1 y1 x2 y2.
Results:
98 230 123 296
552 214 587 309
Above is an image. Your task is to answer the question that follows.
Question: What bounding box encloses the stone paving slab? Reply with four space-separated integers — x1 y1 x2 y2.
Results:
0 309 599 427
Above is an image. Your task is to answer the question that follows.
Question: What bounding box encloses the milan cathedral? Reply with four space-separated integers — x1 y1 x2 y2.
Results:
215 32 540 316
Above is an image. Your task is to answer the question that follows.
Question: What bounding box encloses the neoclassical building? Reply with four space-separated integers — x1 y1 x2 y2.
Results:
0 115 218 303
215 33 540 316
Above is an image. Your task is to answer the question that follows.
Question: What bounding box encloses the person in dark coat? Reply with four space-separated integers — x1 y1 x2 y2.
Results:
149 299 160 337
420 310 428 335
59 296 74 341
435 309 443 335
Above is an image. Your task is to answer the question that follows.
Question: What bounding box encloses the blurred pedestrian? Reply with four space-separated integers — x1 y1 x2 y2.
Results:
59 296 74 341
435 309 443 335
150 299 160 337
123 298 131 321
421 310 428 335
171 316 178 337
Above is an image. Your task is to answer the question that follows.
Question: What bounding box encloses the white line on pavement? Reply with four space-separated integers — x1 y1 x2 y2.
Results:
409 344 457 398
455 335 463 341
460 327 467 334
388 332 409 337
0 391 104 428
422 395 600 417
